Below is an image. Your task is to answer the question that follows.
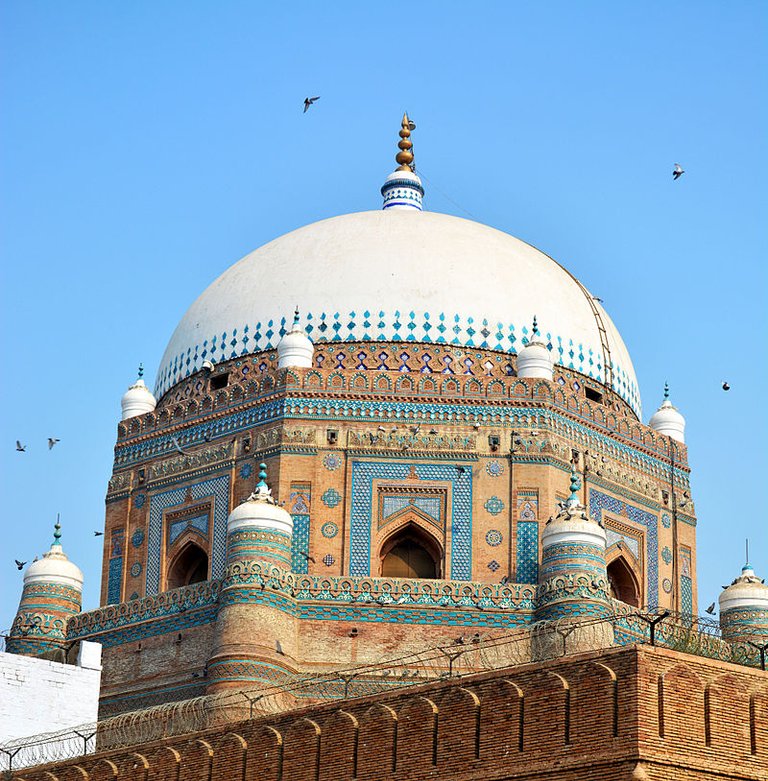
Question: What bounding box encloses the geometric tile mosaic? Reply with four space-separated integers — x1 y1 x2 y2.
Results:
350 462 473 580
168 513 209 546
107 556 123 605
515 521 539 584
484 496 504 515
589 488 659 608
147 474 230 595
485 529 503 547
291 515 311 574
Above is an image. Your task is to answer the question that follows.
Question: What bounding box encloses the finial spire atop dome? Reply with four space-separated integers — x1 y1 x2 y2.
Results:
664 381 669 400
396 112 415 171
292 306 300 329
53 515 62 547
381 113 424 211
138 363 144 380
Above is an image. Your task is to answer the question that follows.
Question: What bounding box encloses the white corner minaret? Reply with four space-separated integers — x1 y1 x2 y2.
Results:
649 382 686 444
516 317 554 380
277 308 314 369
381 113 424 211
719 560 768 644
121 364 157 420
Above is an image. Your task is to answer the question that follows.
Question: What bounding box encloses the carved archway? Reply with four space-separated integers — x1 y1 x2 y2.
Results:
380 523 442 579
607 556 640 607
166 541 209 590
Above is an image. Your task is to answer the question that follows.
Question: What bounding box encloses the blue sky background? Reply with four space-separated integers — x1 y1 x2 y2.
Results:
1 2 766 632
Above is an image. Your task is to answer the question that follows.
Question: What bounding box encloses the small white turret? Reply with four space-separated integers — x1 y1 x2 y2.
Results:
719 560 768 644
277 308 314 369
649 383 686 444
121 364 157 420
227 464 294 538
516 317 554 380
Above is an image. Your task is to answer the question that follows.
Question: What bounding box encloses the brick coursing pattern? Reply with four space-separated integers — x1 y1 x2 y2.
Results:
12 645 768 781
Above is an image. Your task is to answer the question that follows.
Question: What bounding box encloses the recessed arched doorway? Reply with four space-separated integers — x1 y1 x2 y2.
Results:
607 556 640 607
166 542 209 590
380 525 442 579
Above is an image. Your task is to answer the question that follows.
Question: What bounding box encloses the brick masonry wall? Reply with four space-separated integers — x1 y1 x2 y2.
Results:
11 646 768 781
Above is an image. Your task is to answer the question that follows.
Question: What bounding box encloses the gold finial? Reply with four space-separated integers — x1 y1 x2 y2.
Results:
395 112 414 171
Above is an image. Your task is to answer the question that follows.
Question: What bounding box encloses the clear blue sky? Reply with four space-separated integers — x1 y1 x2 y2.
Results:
1 2 766 632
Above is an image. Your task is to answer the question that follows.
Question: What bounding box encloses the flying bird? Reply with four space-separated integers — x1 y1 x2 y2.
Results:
15 559 26 570
303 96 320 113
409 424 421 434
592 296 603 303
299 551 316 564
673 163 685 180
429 428 438 435
705 602 716 615
722 381 730 391
15 441 26 452
94 531 104 537
171 436 187 455
48 438 60 450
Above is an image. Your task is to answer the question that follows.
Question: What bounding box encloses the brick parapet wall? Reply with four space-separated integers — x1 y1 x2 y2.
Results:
11 645 768 781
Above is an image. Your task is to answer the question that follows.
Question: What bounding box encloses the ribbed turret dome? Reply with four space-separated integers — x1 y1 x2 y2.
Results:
277 309 314 369
648 384 686 444
24 529 83 591
719 565 768 613
121 365 157 421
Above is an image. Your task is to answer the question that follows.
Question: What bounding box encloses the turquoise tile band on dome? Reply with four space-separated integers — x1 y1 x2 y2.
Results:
154 309 640 416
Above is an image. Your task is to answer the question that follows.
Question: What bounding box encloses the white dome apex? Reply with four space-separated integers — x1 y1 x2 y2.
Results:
156 210 640 415
648 384 686 443
121 365 157 421
24 524 83 591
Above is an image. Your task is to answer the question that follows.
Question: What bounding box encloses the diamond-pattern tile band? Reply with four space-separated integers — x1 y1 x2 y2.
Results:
155 309 641 416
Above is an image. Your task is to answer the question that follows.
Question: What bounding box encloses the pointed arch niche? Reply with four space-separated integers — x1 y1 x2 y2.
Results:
607 555 641 607
166 541 209 590
380 523 442 579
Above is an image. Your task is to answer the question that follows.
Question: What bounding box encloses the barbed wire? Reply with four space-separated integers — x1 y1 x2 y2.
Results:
1 607 763 773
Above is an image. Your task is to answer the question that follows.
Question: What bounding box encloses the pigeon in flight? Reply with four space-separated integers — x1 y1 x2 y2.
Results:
705 602 716 615
722 381 730 391
171 436 187 455
303 96 320 113
673 163 685 180
15 559 26 570
16 441 26 452
94 531 104 537
48 438 60 450
299 551 316 564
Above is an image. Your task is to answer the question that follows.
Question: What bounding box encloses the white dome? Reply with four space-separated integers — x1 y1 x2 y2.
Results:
24 543 84 591
156 210 640 415
648 387 685 443
516 326 554 381
277 313 314 369
719 566 768 612
121 378 157 421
